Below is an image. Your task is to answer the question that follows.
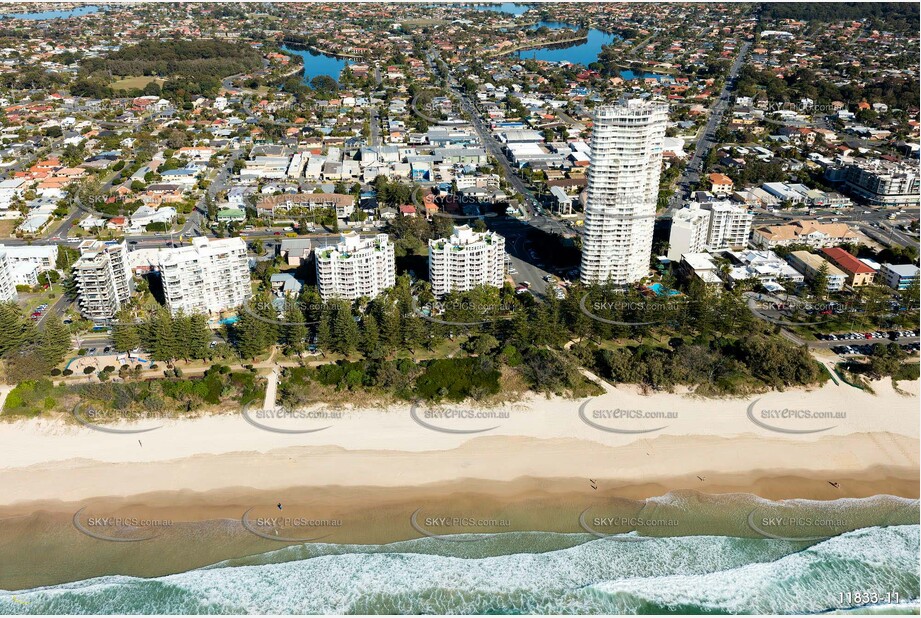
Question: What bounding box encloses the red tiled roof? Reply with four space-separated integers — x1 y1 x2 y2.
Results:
821 247 874 274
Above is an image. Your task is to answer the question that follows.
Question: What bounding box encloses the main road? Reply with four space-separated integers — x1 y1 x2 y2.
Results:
667 41 752 212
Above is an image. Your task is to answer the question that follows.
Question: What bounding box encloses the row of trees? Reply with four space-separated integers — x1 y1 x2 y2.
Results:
111 308 212 364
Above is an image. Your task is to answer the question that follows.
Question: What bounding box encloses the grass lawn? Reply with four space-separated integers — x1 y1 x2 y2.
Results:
18 284 64 313
0 219 17 237
110 76 165 91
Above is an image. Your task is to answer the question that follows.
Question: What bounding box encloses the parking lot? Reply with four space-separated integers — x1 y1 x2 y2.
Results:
820 329 921 356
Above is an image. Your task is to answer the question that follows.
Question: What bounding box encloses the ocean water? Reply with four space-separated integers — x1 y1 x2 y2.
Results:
1 525 917 614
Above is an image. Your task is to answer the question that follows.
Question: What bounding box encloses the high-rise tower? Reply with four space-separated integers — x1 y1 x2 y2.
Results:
580 99 668 285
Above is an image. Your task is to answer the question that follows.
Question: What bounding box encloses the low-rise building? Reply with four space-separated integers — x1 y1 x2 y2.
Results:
726 250 804 289
787 250 846 292
752 220 858 249
0 243 58 271
679 252 723 286
256 193 354 220
820 247 875 287
878 263 920 291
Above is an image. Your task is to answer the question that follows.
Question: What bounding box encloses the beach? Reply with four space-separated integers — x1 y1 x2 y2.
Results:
0 378 918 600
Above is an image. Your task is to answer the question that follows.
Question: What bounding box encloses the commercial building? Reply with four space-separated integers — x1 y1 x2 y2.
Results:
787 250 846 292
820 247 875 287
580 99 668 285
315 233 395 301
73 240 134 323
428 225 505 297
879 263 920 291
0 249 17 301
158 237 251 315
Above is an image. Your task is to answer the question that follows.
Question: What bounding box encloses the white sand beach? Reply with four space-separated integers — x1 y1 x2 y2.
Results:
0 378 916 507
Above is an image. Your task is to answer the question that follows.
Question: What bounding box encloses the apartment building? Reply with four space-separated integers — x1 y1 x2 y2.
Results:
315 233 395 301
157 237 251 315
581 99 668 285
752 220 858 249
429 225 505 297
706 201 754 251
73 240 134 323
879 263 920 291
667 200 753 260
787 250 846 292
0 243 58 271
0 249 17 301
667 204 710 260
841 160 920 207
820 247 875 287
256 193 355 220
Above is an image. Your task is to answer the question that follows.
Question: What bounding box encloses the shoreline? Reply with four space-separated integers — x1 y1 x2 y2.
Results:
1 378 917 591
1 481 917 591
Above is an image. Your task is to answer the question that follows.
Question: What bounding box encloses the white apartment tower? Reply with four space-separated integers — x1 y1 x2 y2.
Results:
316 232 395 301
580 99 668 285
158 236 251 315
706 201 754 251
73 240 134 322
0 250 17 302
666 204 710 261
667 200 754 260
428 225 505 297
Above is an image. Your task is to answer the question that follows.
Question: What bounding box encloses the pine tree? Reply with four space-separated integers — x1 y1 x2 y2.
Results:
0 302 35 357
37 313 71 368
234 310 268 360
359 313 379 358
187 313 211 359
147 308 179 364
282 302 308 353
112 309 140 352
332 300 359 355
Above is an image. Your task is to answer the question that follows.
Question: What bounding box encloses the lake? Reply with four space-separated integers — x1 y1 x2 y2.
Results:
4 5 101 19
517 21 617 66
281 45 349 85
